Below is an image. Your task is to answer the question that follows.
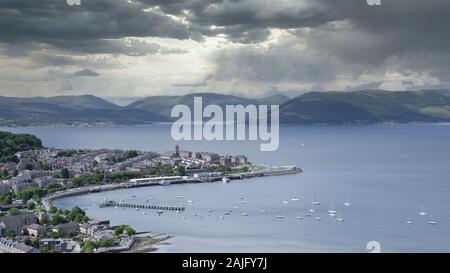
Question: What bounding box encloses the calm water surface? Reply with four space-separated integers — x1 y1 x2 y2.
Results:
3 124 450 252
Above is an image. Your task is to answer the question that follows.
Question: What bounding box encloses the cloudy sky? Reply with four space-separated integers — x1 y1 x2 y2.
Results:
1 0 450 101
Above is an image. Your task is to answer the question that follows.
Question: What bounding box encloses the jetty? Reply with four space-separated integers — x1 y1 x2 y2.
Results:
99 200 185 211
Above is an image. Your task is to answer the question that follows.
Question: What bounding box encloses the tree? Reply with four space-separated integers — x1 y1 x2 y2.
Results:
82 241 96 253
0 192 13 205
69 206 85 221
8 207 20 216
40 214 50 226
60 168 70 179
49 205 58 214
27 202 36 210
4 230 16 238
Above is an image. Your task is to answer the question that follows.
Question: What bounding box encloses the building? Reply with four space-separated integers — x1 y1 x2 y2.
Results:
39 238 69 252
0 182 9 195
34 176 55 188
11 181 38 194
22 224 47 237
53 222 78 236
0 214 39 236
0 239 40 253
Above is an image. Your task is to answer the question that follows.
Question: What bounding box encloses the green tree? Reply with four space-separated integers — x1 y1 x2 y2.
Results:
27 202 36 210
49 205 58 214
60 168 70 179
8 207 21 216
82 241 97 253
4 230 16 238
40 214 50 226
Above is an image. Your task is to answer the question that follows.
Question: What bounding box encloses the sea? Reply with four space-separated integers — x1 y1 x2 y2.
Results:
2 123 450 252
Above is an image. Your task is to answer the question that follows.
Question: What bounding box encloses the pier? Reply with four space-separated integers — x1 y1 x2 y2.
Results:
99 200 185 211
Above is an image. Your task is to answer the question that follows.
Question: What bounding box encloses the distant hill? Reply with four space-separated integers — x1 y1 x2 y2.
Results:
279 90 450 124
0 95 168 126
0 131 43 163
1 90 450 126
126 93 289 117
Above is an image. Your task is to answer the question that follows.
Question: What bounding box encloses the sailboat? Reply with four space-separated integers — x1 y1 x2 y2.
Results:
428 214 437 225
275 209 285 219
344 195 352 207
419 203 428 216
311 191 321 206
328 202 337 214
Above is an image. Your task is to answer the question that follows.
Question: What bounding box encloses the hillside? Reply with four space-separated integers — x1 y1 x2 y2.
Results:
0 95 168 126
126 93 289 117
0 131 43 163
280 90 450 124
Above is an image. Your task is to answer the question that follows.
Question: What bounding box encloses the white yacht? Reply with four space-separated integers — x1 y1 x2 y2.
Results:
282 200 289 204
176 195 184 199
344 195 352 207
337 218 344 222
275 215 285 219
328 202 337 214
241 212 248 217
186 200 193 204
260 210 268 213
428 214 437 225
315 216 321 221
311 192 321 206
296 216 303 220
419 203 428 216
291 197 300 202
406 220 413 224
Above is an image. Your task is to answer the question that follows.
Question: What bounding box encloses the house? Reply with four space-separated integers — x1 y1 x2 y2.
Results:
39 238 69 252
0 214 39 236
0 182 9 195
34 176 55 188
11 181 38 194
53 222 78 236
0 238 40 253
22 223 47 237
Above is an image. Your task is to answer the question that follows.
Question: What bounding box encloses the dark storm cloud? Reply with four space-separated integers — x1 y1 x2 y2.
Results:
0 0 190 54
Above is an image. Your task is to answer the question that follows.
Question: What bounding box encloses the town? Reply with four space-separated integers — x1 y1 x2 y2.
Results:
0 142 300 253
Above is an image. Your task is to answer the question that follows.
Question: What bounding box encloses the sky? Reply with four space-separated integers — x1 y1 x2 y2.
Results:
0 0 450 101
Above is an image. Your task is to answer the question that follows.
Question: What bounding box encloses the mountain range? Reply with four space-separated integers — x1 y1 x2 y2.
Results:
1 90 450 126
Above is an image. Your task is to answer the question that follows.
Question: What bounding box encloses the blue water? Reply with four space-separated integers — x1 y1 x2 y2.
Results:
3 124 450 252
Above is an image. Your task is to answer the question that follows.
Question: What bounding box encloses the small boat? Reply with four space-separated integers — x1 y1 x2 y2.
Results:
406 220 413 224
176 195 184 199
130 195 136 198
311 191 321 206
309 208 316 213
328 202 337 214
428 214 437 225
344 195 352 207
182 216 186 220
218 216 224 219
337 218 344 222
142 211 146 215
241 212 248 216
222 177 230 183
260 210 268 213
291 198 300 202
135 208 140 211
186 200 193 204
305 213 312 217
275 215 285 219
240 197 245 200
157 210 164 216
329 213 337 218
419 203 428 216
233 206 238 210
225 211 231 215
282 200 289 204
192 213 197 217
296 216 303 220
240 201 246 204
315 217 321 221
